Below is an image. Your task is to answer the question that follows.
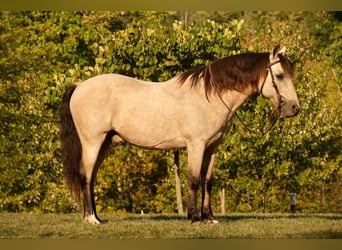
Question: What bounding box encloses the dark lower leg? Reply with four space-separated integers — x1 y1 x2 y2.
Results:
82 176 101 223
201 151 216 221
82 137 111 223
187 175 200 222
201 178 215 220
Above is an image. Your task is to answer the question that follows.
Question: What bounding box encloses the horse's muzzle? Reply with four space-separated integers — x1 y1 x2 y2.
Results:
282 101 300 118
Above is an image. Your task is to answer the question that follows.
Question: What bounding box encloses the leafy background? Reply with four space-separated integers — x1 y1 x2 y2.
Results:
0 11 341 214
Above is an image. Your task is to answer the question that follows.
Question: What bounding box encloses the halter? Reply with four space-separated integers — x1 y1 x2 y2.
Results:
216 60 284 136
260 60 284 115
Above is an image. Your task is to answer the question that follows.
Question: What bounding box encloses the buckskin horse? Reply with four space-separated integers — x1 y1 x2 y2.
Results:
60 45 300 224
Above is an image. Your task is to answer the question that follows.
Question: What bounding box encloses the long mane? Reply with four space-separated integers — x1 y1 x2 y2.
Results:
177 52 294 98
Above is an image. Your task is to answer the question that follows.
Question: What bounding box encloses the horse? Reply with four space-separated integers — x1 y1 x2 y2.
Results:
60 45 300 224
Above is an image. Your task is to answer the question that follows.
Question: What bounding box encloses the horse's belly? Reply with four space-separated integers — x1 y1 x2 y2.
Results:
120 132 186 150
113 120 186 149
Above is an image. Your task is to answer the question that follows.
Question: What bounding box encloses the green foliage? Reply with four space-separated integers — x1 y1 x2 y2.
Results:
0 11 340 214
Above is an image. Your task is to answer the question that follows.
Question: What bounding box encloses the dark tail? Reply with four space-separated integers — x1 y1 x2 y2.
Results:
60 84 82 202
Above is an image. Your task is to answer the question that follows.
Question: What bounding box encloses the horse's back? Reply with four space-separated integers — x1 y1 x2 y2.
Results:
74 73 147 94
71 73 152 109
71 74 149 118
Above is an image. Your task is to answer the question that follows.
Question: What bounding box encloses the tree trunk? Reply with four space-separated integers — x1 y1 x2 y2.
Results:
220 188 225 215
174 150 184 215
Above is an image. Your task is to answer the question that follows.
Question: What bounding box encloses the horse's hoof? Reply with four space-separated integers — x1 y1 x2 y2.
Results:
84 214 102 224
207 219 219 224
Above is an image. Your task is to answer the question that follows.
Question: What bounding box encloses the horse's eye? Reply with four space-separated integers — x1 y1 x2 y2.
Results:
276 73 284 80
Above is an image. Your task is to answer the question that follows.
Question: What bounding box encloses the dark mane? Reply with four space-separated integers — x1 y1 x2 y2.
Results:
178 52 294 98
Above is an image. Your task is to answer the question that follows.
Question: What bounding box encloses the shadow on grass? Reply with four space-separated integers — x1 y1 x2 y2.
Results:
99 219 110 224
117 214 186 222
111 213 342 223
217 213 342 221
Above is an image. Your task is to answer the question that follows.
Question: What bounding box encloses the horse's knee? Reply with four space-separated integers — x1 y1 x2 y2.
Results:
189 175 200 189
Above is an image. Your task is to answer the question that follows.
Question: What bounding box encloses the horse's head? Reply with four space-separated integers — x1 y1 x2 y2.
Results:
260 45 300 118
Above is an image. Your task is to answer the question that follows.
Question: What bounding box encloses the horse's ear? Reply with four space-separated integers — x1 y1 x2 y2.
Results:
278 46 286 55
270 45 285 60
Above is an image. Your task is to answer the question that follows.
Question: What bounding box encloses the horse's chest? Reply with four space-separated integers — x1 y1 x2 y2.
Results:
207 119 233 146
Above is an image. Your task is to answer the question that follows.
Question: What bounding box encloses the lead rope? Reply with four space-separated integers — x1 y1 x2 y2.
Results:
217 94 280 137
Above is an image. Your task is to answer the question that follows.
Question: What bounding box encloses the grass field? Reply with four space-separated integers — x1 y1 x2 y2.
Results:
0 213 341 239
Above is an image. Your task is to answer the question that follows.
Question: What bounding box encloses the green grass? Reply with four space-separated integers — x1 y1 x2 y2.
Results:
0 213 341 239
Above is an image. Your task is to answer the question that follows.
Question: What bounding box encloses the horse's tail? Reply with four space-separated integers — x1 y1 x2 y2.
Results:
60 84 82 202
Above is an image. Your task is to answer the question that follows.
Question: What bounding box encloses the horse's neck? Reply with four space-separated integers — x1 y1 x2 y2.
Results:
219 89 253 115
164 77 253 121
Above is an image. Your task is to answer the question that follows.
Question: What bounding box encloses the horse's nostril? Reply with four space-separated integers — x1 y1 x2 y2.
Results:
293 104 300 114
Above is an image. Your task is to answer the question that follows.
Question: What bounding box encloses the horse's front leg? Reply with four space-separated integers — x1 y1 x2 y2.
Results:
201 150 218 223
186 142 206 223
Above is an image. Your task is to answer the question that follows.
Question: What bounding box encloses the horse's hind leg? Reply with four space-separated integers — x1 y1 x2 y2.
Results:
80 134 111 224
